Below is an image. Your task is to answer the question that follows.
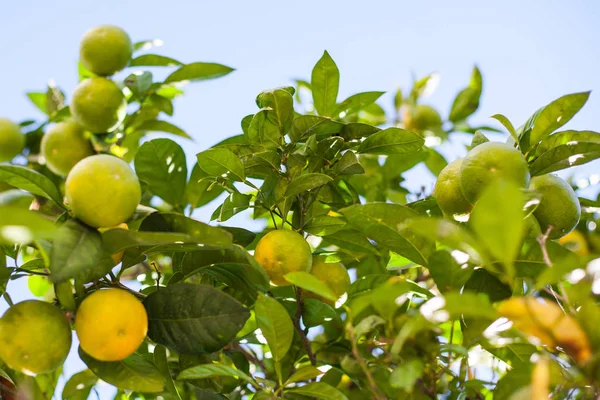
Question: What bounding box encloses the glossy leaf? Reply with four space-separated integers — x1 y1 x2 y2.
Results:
0 207 58 245
284 173 333 198
130 54 183 67
177 363 257 388
254 294 294 363
289 115 344 143
0 165 64 208
428 250 472 293
335 91 385 117
302 215 346 236
286 366 323 385
136 120 191 139
491 114 518 142
311 51 339 117
135 138 188 207
144 283 249 354
164 62 234 84
357 128 425 155
247 110 281 149
153 345 181 399
530 130 600 175
61 369 97 400
197 147 246 181
334 151 365 176
284 271 338 302
286 381 348 400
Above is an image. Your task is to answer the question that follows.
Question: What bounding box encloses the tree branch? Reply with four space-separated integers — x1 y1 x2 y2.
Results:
294 287 316 366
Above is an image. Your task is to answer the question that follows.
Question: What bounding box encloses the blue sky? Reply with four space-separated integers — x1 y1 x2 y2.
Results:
1 0 600 397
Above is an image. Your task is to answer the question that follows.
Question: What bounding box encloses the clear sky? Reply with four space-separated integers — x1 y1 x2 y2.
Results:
1 0 599 397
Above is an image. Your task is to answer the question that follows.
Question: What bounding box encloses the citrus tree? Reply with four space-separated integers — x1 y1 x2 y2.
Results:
1 25 600 400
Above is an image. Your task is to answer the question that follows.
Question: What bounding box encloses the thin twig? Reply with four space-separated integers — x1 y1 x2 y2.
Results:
346 323 386 400
294 288 316 366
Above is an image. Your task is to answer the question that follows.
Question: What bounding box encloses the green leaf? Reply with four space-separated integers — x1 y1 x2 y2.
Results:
286 366 323 385
443 291 497 319
214 192 252 222
311 51 340 117
28 275 51 297
335 91 385 117
50 220 114 284
254 294 294 362
246 109 281 149
530 130 600 175
284 271 338 302
185 164 223 210
148 94 174 116
424 147 448 177
140 212 233 247
464 269 511 302
177 363 257 388
324 229 378 255
220 226 256 247
79 348 165 393
0 189 34 208
354 315 386 339
256 89 294 134
136 120 191 139
302 298 338 328
341 203 434 266
286 381 348 400
26 92 48 115
62 369 97 400
428 250 472 293
124 71 153 98
528 91 590 147
102 230 197 254
153 345 181 399
470 130 490 149
197 147 246 181
302 215 346 236
164 62 234 84
289 115 344 143
389 359 424 391
334 151 365 176
404 218 487 265
143 283 249 354
471 180 524 277
284 173 333 198
491 114 518 142
0 165 65 208
133 39 163 52
130 54 183 67
357 128 425 155
135 138 188 207
341 123 380 140
0 207 58 245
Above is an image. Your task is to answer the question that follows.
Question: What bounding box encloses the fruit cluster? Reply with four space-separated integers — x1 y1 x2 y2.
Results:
433 141 581 239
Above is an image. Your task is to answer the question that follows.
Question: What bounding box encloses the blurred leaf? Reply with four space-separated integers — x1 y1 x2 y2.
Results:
102 229 199 255
428 250 472 293
424 147 447 177
530 130 600 175
335 91 385 117
302 215 346 236
302 299 338 328
311 51 340 117
50 220 114 284
341 203 434 266
470 180 524 276
255 294 294 363
284 271 338 302
136 120 191 139
147 94 174 116
197 147 246 181
357 128 424 155
286 365 323 384
62 369 97 400
153 345 181 399
79 349 165 393
464 269 511 302
0 165 65 208
133 39 163 52
444 291 497 319
144 283 249 354
0 207 58 245
389 359 424 391
470 130 490 149
284 173 333 198
164 62 234 84
26 92 48 115
27 275 51 297
354 315 386 338
135 138 188 207
124 71 153 98
449 66 482 122
130 54 182 67
286 382 348 400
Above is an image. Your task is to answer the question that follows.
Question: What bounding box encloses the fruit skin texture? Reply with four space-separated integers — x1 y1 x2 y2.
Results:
253 230 313 286
305 256 350 304
80 25 133 76
41 120 94 176
0 119 25 162
432 158 472 217
0 300 72 375
65 154 141 228
497 297 590 363
75 289 148 361
530 174 581 240
402 105 442 132
70 77 127 133
460 141 530 204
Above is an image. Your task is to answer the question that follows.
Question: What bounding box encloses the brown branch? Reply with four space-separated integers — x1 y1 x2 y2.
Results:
294 288 317 366
346 324 386 400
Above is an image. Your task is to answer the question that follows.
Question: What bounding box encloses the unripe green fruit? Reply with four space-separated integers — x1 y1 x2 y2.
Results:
0 118 25 162
530 174 580 240
433 158 472 218
41 120 94 176
80 25 133 76
70 77 127 133
403 105 442 132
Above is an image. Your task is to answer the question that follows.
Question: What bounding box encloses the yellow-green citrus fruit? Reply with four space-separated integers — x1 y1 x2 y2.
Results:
80 25 133 76
253 230 313 286
75 289 148 361
0 119 25 162
530 174 580 240
70 77 127 133
41 120 94 176
559 229 589 257
432 158 472 218
403 105 442 132
305 256 350 304
460 142 530 204
0 300 72 375
65 154 141 228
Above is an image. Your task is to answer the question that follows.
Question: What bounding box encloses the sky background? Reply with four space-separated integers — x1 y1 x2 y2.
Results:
1 0 600 398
